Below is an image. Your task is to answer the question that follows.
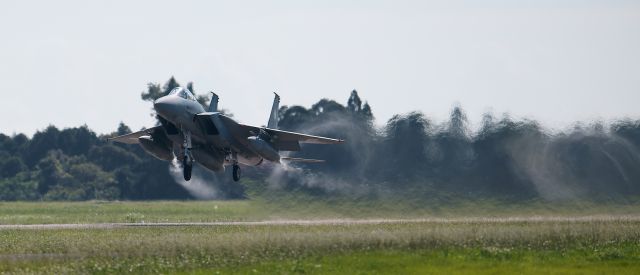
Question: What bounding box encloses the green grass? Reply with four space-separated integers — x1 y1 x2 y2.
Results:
1 218 640 274
1 198 640 224
0 200 259 224
1 200 640 273
209 248 640 275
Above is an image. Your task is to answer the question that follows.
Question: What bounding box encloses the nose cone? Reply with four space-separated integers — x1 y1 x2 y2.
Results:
154 96 180 120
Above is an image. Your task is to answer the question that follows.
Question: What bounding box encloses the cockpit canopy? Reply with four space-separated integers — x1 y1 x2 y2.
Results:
169 87 196 101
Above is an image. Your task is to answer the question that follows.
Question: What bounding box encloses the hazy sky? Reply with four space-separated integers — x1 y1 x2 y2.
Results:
1 0 639 136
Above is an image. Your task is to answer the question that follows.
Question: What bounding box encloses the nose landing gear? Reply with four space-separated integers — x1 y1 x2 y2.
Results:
183 155 193 181
182 129 194 181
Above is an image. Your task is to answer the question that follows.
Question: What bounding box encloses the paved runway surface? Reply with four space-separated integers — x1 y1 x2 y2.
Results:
1 215 639 229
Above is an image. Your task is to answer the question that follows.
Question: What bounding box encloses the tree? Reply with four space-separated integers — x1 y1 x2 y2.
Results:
278 106 313 130
347 90 362 113
88 144 141 172
471 114 541 197
69 163 119 200
117 122 132 136
140 83 163 102
361 102 373 119
36 150 69 195
430 106 474 189
311 99 346 118
377 112 431 182
57 126 99 156
0 157 26 178
163 76 180 95
0 173 38 201
141 76 180 102
448 105 469 138
26 125 60 167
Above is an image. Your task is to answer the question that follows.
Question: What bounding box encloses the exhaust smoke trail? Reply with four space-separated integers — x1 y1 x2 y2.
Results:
169 158 219 200
167 92 640 202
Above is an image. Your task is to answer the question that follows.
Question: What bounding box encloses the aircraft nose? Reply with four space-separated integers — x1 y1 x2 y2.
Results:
154 96 176 119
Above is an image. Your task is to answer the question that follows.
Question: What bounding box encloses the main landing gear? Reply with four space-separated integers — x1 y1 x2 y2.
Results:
232 164 241 182
225 150 241 182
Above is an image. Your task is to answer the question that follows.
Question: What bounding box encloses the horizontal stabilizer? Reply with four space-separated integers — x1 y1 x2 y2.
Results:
280 157 325 163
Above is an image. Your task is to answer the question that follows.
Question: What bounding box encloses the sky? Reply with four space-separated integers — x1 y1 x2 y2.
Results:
0 0 639 136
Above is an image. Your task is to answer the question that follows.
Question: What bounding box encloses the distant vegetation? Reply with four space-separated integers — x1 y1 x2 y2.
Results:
1 77 640 201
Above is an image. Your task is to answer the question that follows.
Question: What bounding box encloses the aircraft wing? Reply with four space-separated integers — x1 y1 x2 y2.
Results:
107 126 161 144
238 124 344 151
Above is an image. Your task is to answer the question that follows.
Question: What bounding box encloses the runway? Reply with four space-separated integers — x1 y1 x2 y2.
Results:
1 215 639 229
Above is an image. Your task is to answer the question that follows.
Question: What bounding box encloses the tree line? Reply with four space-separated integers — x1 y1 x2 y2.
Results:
1 77 640 201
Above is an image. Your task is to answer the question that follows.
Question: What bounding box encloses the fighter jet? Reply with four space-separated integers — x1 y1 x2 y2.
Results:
109 87 344 181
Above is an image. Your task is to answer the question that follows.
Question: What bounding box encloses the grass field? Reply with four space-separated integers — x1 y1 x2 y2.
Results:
1 198 640 224
1 200 640 274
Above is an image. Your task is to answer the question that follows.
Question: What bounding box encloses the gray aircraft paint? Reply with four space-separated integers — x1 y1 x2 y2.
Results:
109 87 343 181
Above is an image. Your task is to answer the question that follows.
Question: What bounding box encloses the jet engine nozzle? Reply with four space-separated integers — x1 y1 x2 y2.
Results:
246 136 280 162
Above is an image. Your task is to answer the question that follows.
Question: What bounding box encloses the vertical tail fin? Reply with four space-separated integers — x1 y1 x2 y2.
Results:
208 92 219 112
267 92 280 129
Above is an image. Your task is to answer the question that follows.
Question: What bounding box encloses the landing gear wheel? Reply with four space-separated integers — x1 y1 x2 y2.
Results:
183 157 192 181
232 165 241 182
